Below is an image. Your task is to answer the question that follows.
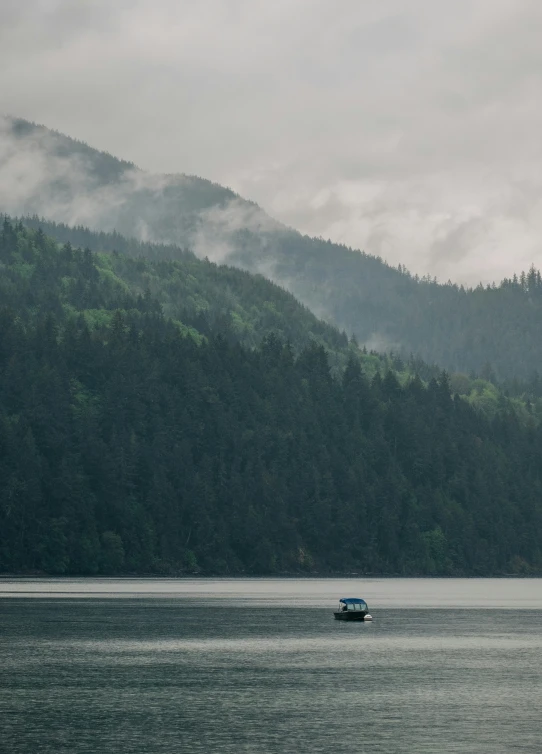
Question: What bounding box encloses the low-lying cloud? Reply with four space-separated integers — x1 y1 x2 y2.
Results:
0 115 283 270
1 0 542 283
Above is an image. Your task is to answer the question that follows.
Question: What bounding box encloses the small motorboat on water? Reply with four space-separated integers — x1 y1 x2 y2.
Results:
334 598 372 621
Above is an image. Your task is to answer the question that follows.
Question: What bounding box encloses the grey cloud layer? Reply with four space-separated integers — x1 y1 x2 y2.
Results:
2 0 542 283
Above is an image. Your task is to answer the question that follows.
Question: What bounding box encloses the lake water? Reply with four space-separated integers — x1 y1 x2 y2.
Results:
1 578 541 753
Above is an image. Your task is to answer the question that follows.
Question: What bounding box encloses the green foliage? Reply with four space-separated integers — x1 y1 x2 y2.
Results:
17 215 542 419
100 531 125 573
18 216 351 366
1 221 542 577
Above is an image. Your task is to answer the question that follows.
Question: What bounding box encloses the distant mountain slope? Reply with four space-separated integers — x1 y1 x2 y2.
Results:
14 216 542 423
3 116 542 380
1 220 542 577
1 116 249 243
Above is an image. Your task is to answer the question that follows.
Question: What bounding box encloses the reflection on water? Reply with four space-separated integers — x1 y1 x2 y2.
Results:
1 579 541 753
2 576 542 608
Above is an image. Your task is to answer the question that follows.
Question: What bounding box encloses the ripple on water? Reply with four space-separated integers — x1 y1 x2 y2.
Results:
1 580 542 754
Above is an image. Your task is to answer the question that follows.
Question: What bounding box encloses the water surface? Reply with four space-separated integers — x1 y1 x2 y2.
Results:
1 578 541 753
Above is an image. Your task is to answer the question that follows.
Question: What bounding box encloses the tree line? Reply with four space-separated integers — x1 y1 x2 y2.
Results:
1 221 541 575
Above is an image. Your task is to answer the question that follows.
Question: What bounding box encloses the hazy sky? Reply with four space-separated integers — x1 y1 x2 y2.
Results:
2 0 542 283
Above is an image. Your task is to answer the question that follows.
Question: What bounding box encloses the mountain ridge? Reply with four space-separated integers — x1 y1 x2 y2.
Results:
2 116 542 380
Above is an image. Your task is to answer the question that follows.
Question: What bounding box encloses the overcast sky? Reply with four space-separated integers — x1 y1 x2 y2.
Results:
2 0 542 283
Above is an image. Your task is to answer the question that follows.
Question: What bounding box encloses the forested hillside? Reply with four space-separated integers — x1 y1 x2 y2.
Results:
18 215 542 421
16 215 542 421
3 116 542 380
11 216 350 362
1 221 541 576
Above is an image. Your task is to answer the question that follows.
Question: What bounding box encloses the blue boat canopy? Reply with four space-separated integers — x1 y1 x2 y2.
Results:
339 598 367 605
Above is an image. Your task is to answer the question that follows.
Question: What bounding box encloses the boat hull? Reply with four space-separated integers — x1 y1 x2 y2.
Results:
333 611 368 621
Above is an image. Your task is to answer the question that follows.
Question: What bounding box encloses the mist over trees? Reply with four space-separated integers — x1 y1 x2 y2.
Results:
4 117 542 381
1 220 541 576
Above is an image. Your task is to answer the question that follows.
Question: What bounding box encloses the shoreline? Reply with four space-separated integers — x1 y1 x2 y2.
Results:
2 572 541 579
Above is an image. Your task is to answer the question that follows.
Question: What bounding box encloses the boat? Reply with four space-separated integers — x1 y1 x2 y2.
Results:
334 597 372 621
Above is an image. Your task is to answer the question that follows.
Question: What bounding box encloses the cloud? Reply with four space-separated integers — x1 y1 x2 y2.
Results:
0 116 147 228
0 115 283 269
1 0 542 283
190 198 283 263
